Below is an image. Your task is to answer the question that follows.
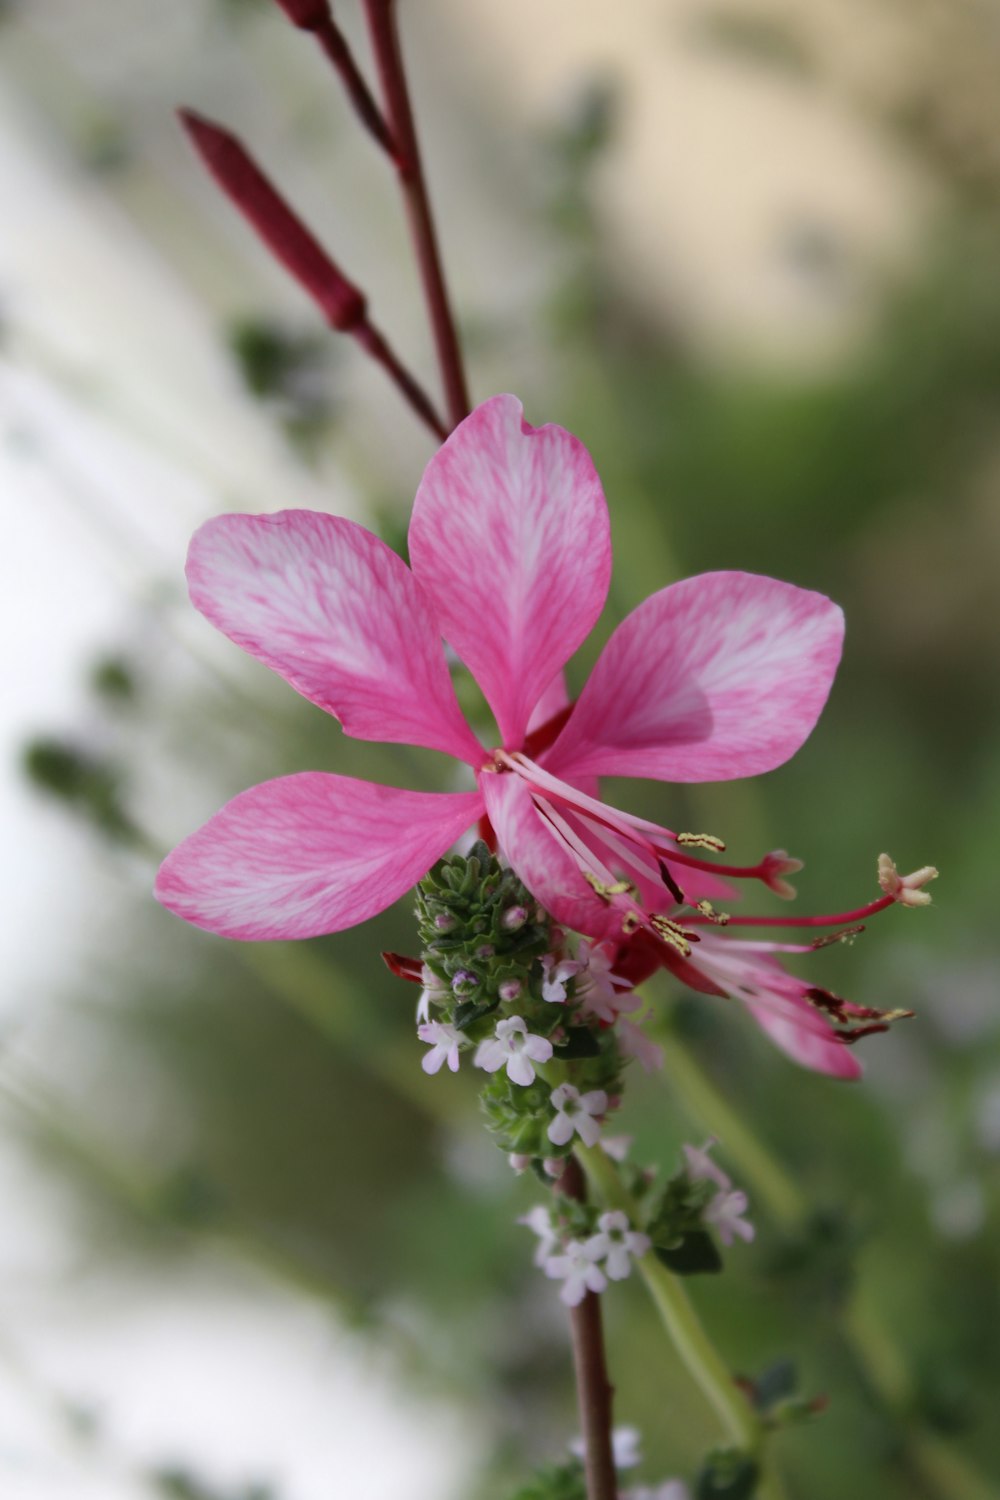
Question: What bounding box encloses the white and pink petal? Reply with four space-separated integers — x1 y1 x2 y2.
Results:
547 571 844 784
155 774 482 941
409 395 611 748
187 510 483 763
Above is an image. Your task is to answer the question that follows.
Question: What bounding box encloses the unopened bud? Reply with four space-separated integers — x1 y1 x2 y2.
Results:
451 969 479 997
501 905 529 931
178 110 367 332
499 978 523 1003
434 912 456 932
508 1153 531 1174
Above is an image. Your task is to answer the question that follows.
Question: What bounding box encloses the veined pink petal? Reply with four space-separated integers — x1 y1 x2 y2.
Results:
683 939 863 1080
409 395 611 747
743 992 863 1080
547 571 844 783
155 774 483 940
187 511 484 764
479 772 615 940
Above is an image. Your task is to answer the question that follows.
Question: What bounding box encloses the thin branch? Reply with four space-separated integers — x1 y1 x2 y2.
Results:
559 1156 618 1500
268 0 398 160
179 109 447 440
362 0 471 429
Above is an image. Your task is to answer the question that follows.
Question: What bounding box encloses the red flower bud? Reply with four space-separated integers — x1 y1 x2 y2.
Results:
179 109 366 332
269 0 330 31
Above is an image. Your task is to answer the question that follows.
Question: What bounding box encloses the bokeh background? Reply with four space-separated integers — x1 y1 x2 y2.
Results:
4 2 1000 1497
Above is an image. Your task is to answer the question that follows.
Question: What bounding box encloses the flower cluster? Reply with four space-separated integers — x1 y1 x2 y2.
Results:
527 1205 652 1306
520 1139 753 1305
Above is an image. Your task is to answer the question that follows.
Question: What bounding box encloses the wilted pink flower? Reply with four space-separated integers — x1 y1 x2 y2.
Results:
156 395 843 973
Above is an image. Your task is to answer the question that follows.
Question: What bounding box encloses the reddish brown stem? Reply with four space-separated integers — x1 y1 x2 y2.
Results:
269 1 396 157
354 323 448 440
314 15 399 159
362 0 471 429
558 1157 618 1500
179 109 447 439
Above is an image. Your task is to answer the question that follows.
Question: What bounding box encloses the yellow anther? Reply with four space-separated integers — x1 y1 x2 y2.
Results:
676 832 727 853
650 913 692 957
621 910 641 936
584 872 636 902
696 900 730 926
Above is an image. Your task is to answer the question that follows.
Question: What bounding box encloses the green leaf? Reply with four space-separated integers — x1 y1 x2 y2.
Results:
695 1449 759 1500
753 1358 798 1412
552 1027 602 1058
453 998 499 1031
655 1230 723 1276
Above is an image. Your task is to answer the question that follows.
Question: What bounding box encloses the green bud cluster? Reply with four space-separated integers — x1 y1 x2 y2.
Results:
416 843 624 1158
417 840 551 1028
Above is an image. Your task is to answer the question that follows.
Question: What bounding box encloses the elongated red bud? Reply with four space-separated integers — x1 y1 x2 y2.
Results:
270 0 330 30
179 109 366 332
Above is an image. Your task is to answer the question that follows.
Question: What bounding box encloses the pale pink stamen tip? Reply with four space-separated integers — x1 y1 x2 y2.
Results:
762 850 804 900
877 853 939 908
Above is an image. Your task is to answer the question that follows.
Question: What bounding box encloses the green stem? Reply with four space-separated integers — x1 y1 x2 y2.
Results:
658 1027 1000 1500
574 1141 762 1456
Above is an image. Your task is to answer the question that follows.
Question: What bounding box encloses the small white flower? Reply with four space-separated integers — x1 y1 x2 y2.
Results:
570 1424 642 1470
548 1083 608 1148
541 953 582 1004
574 942 634 1023
682 1138 731 1191
705 1188 755 1246
544 1238 607 1306
417 1020 462 1075
416 963 448 1023
618 1014 664 1072
600 1134 633 1162
474 1016 553 1086
508 1152 532 1174
587 1210 651 1280
683 1140 754 1246
519 1204 559 1266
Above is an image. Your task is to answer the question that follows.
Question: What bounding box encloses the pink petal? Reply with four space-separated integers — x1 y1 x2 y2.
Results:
527 670 571 734
547 571 844 782
744 993 862 1080
479 772 616 940
408 395 611 747
155 774 482 940
187 511 483 764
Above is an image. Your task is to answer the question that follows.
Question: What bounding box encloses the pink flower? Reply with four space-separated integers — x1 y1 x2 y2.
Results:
156 395 843 958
